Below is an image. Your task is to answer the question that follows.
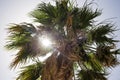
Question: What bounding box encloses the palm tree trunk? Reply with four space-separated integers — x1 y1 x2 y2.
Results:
41 52 73 80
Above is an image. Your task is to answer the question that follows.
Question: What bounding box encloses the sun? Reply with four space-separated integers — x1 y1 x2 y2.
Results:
39 36 52 47
41 38 51 47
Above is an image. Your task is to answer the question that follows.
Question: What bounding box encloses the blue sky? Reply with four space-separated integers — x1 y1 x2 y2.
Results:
0 0 120 80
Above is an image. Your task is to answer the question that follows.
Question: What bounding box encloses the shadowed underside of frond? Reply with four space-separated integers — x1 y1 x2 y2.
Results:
96 45 120 67
78 69 107 80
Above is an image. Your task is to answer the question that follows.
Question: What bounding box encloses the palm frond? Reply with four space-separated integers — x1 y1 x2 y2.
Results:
6 23 36 49
78 69 107 80
96 45 119 67
72 5 101 30
30 3 55 26
30 1 68 27
30 0 73 32
90 23 118 44
84 53 103 71
6 23 51 68
10 36 50 68
16 62 43 80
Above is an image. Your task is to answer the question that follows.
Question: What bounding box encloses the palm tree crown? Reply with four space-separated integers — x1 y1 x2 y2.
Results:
6 0 120 80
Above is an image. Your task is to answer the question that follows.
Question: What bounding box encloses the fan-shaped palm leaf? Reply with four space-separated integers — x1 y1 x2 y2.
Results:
30 1 68 27
16 62 43 80
72 4 101 30
90 23 117 44
96 45 119 67
6 23 51 68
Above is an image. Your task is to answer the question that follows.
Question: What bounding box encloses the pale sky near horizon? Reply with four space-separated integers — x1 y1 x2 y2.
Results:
0 0 120 80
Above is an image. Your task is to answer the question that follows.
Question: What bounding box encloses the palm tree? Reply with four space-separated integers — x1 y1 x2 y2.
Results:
6 0 120 80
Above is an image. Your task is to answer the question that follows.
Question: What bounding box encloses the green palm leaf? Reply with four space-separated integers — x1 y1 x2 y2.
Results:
78 69 107 80
6 23 36 49
30 1 68 27
90 23 118 44
6 23 51 68
72 5 101 30
83 53 103 71
16 62 43 80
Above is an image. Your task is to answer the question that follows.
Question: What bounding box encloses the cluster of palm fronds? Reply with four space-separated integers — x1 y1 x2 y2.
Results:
6 0 120 80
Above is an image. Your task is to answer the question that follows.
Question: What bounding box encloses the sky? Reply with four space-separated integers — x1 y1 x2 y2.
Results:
0 0 120 80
